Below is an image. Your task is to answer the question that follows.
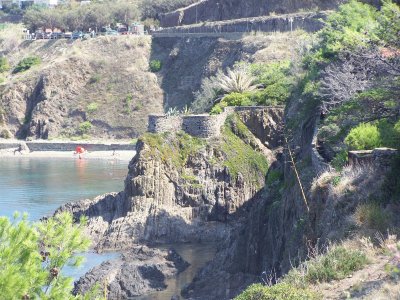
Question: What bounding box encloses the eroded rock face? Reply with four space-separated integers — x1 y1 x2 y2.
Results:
58 119 271 250
73 246 189 299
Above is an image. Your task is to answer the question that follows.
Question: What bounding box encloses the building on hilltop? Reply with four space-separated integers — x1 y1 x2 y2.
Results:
0 0 60 9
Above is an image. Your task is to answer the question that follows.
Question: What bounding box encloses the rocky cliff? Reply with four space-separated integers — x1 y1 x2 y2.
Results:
159 0 343 27
159 0 392 27
0 31 304 140
0 36 164 140
58 110 283 251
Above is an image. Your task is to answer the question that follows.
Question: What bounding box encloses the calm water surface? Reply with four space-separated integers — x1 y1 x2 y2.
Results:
0 157 129 279
0 157 128 220
0 156 217 293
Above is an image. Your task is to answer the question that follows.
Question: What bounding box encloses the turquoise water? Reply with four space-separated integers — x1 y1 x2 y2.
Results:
0 157 128 220
0 157 129 279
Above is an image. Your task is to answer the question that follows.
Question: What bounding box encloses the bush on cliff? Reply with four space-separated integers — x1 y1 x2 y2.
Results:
13 56 41 74
0 212 100 299
234 283 319 300
0 56 10 73
344 120 400 150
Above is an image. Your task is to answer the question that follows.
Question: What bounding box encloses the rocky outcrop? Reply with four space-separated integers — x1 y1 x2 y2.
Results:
0 36 163 140
159 0 342 27
58 115 272 250
74 246 189 299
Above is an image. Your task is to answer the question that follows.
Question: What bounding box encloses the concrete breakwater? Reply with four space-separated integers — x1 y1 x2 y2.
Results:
0 140 135 152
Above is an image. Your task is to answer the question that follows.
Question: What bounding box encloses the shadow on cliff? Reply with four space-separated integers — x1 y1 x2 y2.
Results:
149 36 260 110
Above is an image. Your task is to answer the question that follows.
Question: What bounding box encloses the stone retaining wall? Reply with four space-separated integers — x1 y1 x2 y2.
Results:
148 106 284 139
348 148 398 168
148 115 183 134
158 11 328 32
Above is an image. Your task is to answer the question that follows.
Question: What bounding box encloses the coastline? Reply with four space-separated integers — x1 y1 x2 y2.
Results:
0 149 136 160
0 139 137 161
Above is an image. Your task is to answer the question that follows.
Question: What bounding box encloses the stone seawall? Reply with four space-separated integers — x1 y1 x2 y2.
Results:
0 141 135 152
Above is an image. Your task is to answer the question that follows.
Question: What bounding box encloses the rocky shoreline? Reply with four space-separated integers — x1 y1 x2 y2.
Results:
74 246 190 299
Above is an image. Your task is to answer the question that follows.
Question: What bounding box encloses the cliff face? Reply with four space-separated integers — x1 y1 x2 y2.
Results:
159 0 343 27
0 36 163 140
59 110 283 251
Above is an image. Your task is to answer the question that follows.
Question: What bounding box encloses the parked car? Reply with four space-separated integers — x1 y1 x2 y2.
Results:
105 29 119 36
35 31 47 39
63 32 72 39
117 27 129 35
71 31 84 39
50 32 63 39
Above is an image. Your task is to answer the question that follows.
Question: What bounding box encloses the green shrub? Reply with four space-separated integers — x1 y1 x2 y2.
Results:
345 123 381 150
331 150 348 171
86 102 99 114
210 92 254 114
250 61 294 105
78 121 92 134
378 119 400 149
345 120 400 151
0 56 10 73
355 202 391 231
149 60 162 72
284 246 368 286
13 56 41 73
234 283 318 300
89 74 101 84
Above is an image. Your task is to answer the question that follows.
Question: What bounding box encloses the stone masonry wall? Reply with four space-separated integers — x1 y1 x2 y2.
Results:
148 106 284 139
148 115 183 134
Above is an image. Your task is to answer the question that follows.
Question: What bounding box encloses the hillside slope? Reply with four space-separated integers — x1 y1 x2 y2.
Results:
0 31 303 140
0 36 163 140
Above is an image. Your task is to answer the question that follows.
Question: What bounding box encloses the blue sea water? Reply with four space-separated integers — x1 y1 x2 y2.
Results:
0 156 129 279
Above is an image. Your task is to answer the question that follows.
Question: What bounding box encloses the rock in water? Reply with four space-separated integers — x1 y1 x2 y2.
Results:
73 246 189 299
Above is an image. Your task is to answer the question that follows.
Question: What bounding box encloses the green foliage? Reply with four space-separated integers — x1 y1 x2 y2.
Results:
86 102 99 114
284 246 368 286
89 74 101 84
250 60 294 105
345 122 381 150
234 283 319 300
221 115 269 184
344 120 400 150
149 60 162 72
211 92 254 114
13 56 41 74
0 212 98 300
140 132 205 168
79 121 92 135
313 0 378 61
23 0 140 32
0 56 10 73
376 0 400 47
331 150 348 171
355 202 391 232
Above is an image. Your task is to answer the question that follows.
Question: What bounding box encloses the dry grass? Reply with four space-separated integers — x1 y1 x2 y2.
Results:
0 23 24 54
311 164 382 200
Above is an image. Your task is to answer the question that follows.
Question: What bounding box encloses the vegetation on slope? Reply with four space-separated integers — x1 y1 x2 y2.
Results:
193 60 295 114
236 243 369 300
139 114 268 186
